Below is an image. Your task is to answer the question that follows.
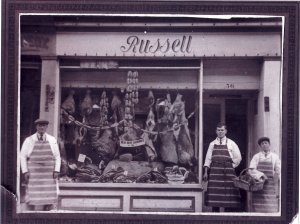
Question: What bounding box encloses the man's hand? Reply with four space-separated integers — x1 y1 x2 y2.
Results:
53 171 60 179
202 167 208 182
24 172 30 184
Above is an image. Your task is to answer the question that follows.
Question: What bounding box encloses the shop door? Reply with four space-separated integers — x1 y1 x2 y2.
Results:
202 98 225 167
225 99 248 212
202 97 248 212
20 68 41 143
20 66 41 204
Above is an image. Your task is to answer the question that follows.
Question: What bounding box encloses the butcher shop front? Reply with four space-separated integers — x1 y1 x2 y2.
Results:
19 15 282 213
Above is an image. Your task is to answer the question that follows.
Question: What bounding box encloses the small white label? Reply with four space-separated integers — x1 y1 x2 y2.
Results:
78 154 86 163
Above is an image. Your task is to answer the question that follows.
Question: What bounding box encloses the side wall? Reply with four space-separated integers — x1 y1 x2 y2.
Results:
253 59 282 157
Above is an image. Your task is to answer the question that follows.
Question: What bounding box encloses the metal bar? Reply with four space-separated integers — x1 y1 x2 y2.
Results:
54 22 282 28
60 66 200 70
118 67 200 70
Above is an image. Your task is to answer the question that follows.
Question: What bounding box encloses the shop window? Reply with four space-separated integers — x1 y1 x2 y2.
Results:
60 70 200 185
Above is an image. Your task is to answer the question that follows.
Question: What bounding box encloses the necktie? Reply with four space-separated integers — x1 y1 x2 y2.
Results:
39 134 43 141
219 138 222 145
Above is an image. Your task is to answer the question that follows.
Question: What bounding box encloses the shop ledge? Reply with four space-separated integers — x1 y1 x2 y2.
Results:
58 181 204 192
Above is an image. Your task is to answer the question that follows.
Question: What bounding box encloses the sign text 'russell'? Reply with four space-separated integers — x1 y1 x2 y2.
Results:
120 35 192 54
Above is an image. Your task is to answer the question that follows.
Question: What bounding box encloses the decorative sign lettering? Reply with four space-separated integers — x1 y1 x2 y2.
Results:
56 33 281 57
120 35 192 54
119 138 145 147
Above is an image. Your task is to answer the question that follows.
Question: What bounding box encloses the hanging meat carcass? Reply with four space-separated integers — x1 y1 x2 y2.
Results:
80 89 93 117
111 91 123 122
118 127 147 161
61 89 76 115
147 90 155 108
90 128 117 164
171 93 194 167
143 108 157 162
155 97 178 165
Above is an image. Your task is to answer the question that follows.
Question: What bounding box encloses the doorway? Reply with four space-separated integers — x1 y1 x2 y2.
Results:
202 95 248 212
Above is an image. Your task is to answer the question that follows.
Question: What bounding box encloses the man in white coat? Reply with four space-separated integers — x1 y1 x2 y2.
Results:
203 122 242 212
20 118 61 211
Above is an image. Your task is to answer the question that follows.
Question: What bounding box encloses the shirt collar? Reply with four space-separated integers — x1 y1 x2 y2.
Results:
216 136 227 144
261 150 271 158
36 133 46 141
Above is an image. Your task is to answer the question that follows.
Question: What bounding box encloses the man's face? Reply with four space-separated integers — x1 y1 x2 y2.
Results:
36 124 48 135
260 141 270 152
216 126 227 138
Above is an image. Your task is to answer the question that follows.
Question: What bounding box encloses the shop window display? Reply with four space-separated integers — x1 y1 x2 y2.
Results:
60 71 199 184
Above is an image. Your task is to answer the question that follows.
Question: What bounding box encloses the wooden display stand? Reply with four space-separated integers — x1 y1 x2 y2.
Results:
58 182 203 212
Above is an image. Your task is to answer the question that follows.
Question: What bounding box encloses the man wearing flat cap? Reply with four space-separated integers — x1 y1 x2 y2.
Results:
20 118 61 211
249 137 281 213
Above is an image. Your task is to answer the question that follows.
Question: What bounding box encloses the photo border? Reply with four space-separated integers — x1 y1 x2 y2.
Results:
2 1 299 224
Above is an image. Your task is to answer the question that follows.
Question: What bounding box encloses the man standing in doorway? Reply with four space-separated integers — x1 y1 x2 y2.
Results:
20 118 61 211
203 122 242 212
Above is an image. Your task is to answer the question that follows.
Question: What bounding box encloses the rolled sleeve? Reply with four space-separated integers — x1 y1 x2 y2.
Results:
204 143 214 168
20 138 31 174
274 154 281 179
230 141 242 168
249 154 259 169
51 139 61 172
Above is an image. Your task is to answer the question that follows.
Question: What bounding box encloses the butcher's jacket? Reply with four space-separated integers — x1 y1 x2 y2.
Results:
249 151 281 179
204 137 242 168
20 133 61 174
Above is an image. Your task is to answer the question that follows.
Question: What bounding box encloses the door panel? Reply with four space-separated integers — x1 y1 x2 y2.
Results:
225 99 248 212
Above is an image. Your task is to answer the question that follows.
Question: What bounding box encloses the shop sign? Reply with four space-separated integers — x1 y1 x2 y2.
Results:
120 138 145 147
56 32 281 57
120 35 192 55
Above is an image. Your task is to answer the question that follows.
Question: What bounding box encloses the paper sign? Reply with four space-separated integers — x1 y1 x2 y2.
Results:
78 154 86 163
119 138 145 147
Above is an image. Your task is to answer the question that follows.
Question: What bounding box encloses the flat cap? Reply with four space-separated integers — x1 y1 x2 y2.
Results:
34 118 49 125
257 137 270 145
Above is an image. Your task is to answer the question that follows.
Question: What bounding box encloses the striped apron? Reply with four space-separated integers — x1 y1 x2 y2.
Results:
206 143 241 208
252 159 279 212
27 140 58 206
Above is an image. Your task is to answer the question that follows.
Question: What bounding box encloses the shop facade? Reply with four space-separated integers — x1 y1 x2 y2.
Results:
19 15 282 213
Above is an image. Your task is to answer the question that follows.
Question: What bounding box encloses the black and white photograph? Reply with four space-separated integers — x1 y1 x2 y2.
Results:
1 1 299 224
